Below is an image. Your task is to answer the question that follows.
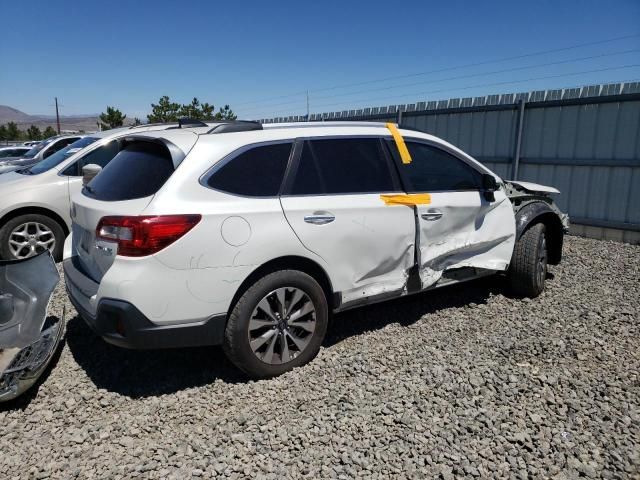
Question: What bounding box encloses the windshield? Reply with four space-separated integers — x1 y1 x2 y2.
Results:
24 137 99 174
22 138 55 158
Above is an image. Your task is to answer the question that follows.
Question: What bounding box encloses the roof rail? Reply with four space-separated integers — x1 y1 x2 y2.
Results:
262 121 390 129
128 122 171 129
177 118 208 128
207 121 263 134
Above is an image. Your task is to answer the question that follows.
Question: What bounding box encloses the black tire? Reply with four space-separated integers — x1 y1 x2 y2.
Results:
0 214 65 261
508 222 548 298
223 270 328 379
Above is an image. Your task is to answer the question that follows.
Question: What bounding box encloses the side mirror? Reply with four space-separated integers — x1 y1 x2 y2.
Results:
82 164 102 186
482 174 498 202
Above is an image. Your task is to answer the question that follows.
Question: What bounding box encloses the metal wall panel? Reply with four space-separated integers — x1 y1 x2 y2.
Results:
265 83 640 237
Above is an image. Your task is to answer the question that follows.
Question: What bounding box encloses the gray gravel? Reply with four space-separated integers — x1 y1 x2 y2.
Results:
1 235 639 479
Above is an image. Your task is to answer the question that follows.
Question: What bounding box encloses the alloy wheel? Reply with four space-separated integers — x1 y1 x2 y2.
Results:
8 222 56 259
247 287 317 365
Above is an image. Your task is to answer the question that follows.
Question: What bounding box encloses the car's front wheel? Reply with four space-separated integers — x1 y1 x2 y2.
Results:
223 270 328 379
0 214 65 261
508 222 548 298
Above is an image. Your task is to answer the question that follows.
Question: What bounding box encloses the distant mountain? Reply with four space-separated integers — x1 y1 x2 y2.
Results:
0 105 33 123
0 105 133 132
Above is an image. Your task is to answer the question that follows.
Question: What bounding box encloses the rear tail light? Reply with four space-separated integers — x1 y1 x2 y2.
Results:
96 215 201 257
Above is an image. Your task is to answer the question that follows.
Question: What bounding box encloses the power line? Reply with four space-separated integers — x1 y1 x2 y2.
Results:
241 49 640 114
253 65 640 118
250 64 640 118
234 33 640 108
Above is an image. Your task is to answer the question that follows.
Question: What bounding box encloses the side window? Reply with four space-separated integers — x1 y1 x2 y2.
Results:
42 144 58 158
401 142 483 192
206 142 292 196
290 138 396 195
62 141 120 176
44 138 73 158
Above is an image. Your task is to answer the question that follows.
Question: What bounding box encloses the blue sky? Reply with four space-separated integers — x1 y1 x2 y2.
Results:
1 0 639 120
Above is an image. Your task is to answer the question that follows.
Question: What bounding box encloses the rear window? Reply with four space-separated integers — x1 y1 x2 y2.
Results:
83 142 174 201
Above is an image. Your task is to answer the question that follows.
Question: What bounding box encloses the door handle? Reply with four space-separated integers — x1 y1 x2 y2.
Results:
421 210 443 221
304 214 335 225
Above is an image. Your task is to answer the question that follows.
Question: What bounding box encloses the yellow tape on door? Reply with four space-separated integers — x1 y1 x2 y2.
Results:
380 193 431 206
386 123 412 164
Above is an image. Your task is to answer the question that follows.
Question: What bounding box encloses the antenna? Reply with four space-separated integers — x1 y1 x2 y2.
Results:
55 97 61 134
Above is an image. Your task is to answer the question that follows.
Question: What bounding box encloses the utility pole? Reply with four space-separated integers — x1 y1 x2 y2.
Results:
306 91 310 122
55 97 61 134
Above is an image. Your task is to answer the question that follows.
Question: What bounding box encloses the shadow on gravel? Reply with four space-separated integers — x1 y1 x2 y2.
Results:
65 316 246 398
66 276 503 398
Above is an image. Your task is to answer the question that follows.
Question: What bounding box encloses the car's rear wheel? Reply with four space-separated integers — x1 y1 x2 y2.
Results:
0 214 65 261
223 270 328 379
508 222 548 298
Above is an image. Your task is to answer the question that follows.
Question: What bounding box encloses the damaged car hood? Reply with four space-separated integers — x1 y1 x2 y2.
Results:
0 253 62 402
507 180 560 195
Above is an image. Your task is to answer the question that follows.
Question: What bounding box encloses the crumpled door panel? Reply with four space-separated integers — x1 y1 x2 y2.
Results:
0 253 62 402
416 191 516 289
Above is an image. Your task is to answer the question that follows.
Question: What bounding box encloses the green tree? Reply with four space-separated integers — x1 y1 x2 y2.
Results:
99 106 126 130
6 122 20 140
133 117 142 126
0 125 7 143
147 96 181 123
42 126 57 139
26 125 42 140
179 97 199 119
214 105 237 121
179 97 216 120
147 96 237 123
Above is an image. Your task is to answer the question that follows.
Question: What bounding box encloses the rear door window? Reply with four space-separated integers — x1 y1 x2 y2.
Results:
289 137 396 195
83 142 174 201
206 142 292 196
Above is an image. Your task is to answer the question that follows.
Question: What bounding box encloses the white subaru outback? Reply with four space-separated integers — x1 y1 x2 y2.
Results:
63 121 568 378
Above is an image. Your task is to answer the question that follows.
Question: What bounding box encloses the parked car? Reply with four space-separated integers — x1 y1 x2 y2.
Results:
0 135 83 174
0 146 31 159
22 141 41 147
63 121 569 379
0 120 215 260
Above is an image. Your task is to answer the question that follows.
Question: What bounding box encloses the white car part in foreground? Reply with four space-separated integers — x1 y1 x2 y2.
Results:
0 253 62 402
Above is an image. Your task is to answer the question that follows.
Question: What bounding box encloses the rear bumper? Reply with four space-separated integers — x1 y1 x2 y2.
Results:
63 258 226 349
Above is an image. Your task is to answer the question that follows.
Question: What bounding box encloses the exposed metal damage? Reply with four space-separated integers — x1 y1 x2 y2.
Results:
0 253 62 402
506 180 570 232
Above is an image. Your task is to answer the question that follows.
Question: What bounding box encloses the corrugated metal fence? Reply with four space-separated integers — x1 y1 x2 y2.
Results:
261 82 640 243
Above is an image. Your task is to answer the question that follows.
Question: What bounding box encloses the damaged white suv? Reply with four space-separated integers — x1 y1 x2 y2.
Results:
63 122 568 378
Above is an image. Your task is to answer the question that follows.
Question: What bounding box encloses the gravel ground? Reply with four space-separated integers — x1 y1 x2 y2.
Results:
1 235 638 479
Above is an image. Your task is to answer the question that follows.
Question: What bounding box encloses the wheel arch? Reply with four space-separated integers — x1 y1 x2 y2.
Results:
227 255 336 317
514 202 564 265
0 206 70 237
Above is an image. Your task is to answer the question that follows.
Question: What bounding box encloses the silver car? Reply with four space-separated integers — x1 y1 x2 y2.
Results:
0 146 31 159
0 135 83 174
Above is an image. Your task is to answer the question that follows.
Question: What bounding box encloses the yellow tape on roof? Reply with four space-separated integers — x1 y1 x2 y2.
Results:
386 123 412 164
380 193 431 206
